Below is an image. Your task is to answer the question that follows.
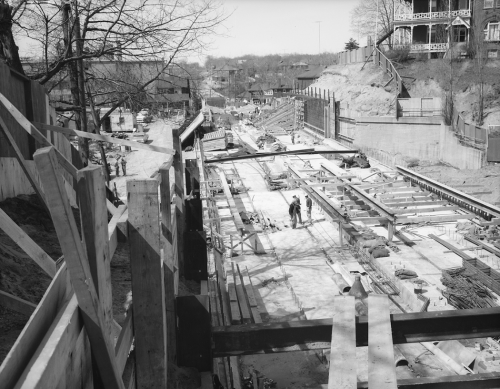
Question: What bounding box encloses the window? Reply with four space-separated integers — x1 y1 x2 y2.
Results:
452 25 467 42
484 0 494 8
484 21 500 41
487 49 498 58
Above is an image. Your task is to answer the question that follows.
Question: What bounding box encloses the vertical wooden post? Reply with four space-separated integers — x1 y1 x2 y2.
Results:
78 166 115 388
78 166 114 338
172 128 185 278
388 222 394 242
160 164 177 363
34 146 124 389
128 180 167 389
338 221 344 246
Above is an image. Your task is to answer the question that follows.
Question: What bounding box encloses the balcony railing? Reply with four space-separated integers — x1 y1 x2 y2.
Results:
394 9 471 21
393 43 449 52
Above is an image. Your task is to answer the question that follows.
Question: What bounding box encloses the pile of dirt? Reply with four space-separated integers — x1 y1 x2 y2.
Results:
310 62 396 116
0 194 69 364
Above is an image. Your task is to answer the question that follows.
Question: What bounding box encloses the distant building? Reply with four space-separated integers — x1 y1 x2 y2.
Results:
291 61 309 69
295 67 326 90
474 0 500 58
248 83 274 105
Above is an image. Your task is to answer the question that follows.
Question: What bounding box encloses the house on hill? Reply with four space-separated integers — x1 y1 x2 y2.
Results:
393 0 500 58
296 67 326 90
248 83 274 105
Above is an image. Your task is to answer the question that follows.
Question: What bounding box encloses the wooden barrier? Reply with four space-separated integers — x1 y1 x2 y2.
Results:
127 179 167 388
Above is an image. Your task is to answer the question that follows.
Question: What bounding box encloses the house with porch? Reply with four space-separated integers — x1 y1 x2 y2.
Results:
393 0 472 56
394 0 500 58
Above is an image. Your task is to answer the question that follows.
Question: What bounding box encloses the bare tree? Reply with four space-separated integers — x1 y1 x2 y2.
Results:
5 0 225 163
350 0 411 48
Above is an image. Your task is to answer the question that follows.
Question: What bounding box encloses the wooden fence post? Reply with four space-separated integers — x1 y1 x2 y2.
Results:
78 166 115 388
34 146 124 389
127 179 167 389
159 164 177 363
172 128 185 278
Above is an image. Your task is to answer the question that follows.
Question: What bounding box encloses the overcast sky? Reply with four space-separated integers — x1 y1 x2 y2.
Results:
193 0 362 62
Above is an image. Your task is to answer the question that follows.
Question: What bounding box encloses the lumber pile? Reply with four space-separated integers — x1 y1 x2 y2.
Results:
202 129 228 151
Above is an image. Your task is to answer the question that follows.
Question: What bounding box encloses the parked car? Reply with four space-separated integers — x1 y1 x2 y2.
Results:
136 110 152 124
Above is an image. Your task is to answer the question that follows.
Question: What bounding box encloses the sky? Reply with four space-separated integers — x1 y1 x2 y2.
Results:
192 0 363 63
15 0 364 64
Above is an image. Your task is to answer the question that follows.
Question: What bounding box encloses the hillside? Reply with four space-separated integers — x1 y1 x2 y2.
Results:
397 59 500 128
311 62 397 116
307 58 500 128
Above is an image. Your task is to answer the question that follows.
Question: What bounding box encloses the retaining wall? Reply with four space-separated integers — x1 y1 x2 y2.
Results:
337 115 486 169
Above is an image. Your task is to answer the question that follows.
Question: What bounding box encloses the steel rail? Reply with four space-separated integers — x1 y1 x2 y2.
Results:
397 165 500 220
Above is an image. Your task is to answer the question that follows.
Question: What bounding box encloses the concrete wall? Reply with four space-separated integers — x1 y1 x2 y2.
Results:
439 124 485 169
353 116 442 162
337 116 486 169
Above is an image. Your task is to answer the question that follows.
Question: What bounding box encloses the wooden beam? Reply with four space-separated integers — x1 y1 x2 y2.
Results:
14 295 83 389
392 206 461 215
0 208 56 278
109 204 127 260
127 180 167 389
210 307 500 357
397 214 474 224
384 200 449 207
115 306 134 374
0 289 37 316
329 296 356 389
368 295 397 389
160 165 177 363
78 166 114 343
172 129 185 278
0 117 47 211
33 146 125 389
0 92 77 178
36 122 175 155
0 264 70 389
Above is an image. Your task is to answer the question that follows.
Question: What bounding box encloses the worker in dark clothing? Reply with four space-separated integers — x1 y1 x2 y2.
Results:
305 194 313 224
293 195 303 224
121 158 127 176
291 131 295 145
289 198 299 229
114 161 120 177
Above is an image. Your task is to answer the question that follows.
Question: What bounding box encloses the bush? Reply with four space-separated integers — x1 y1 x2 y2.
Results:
385 46 411 63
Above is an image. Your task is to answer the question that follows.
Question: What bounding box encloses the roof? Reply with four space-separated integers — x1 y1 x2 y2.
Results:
270 82 293 90
237 91 252 99
292 61 308 66
296 66 326 80
248 82 272 92
214 64 240 72
156 75 189 89
149 93 190 103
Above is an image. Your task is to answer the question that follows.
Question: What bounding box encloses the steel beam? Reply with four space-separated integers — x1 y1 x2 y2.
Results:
357 373 500 389
205 149 358 164
397 165 500 220
211 307 500 357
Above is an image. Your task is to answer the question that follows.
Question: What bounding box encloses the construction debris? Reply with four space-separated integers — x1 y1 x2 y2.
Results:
441 267 497 309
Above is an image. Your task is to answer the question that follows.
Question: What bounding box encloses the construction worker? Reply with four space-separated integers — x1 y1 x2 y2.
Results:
115 160 120 177
293 195 303 224
291 131 295 144
121 158 127 176
289 199 297 229
305 194 313 224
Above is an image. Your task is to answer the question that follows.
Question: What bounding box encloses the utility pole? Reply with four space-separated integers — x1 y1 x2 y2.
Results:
315 21 321 54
